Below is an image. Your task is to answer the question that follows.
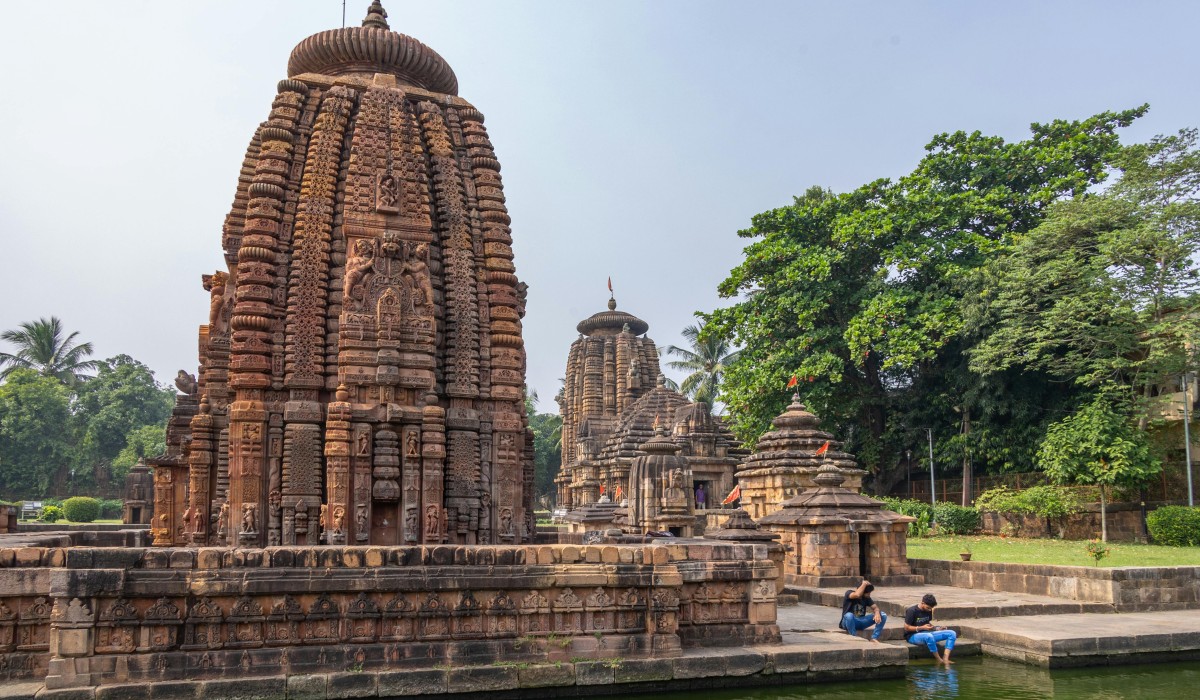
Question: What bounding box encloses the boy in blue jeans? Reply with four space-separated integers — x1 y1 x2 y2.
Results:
904 593 956 665
839 579 886 642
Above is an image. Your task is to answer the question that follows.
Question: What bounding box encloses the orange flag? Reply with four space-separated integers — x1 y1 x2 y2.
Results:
599 484 606 495
721 484 742 505
615 484 624 500
786 374 798 389
814 440 830 457
607 276 613 293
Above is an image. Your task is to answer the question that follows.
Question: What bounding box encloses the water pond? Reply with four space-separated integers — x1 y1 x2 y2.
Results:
613 657 1200 699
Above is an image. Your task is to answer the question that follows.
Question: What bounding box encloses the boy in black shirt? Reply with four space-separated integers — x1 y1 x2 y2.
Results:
839 579 886 642
904 593 956 665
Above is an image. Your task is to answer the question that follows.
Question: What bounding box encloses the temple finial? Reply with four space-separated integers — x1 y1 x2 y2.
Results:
363 0 390 30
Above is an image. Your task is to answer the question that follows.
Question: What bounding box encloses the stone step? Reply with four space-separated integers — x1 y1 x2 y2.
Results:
887 637 982 659
790 585 1116 620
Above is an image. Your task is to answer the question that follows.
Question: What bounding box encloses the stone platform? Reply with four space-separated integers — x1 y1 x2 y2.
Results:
956 610 1200 668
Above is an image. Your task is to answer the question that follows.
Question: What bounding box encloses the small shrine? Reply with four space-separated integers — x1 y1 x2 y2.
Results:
735 394 862 522
759 461 917 587
626 422 696 536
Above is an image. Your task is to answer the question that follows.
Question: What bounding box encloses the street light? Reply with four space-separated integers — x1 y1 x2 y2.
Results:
927 428 936 521
1183 374 1195 507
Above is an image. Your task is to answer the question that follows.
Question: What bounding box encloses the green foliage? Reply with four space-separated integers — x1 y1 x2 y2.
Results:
0 316 100 385
662 324 740 410
0 368 75 497
1038 391 1161 491
932 502 981 535
1085 539 1111 565
1146 505 1200 546
880 497 934 537
706 107 1146 490
525 389 563 505
1018 485 1084 520
72 355 174 486
98 499 124 520
39 505 63 523
111 425 167 481
974 486 1030 515
62 496 100 523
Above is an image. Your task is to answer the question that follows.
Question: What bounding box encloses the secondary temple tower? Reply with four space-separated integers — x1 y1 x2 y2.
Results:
158 1 532 547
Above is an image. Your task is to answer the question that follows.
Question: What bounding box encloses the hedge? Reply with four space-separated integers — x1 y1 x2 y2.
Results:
1147 506 1200 547
62 496 101 523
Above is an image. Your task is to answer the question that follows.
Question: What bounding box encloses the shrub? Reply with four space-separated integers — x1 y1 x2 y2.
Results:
880 498 937 537
39 505 64 523
974 486 1031 516
62 497 101 523
1019 485 1083 520
99 499 124 519
933 502 981 535
1147 506 1200 547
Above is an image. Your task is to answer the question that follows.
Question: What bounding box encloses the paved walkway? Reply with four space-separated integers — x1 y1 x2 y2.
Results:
794 583 1116 619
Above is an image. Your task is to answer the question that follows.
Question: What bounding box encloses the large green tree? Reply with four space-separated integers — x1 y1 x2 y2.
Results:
71 355 174 492
0 369 75 497
707 107 1146 492
525 389 563 508
0 317 100 385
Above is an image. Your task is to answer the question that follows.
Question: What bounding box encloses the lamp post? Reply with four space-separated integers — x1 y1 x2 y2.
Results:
1183 374 1195 507
906 450 913 499
927 428 936 521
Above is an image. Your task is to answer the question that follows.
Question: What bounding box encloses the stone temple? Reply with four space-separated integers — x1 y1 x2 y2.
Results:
155 0 532 549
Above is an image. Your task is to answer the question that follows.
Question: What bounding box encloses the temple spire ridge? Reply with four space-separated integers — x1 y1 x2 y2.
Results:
363 0 390 30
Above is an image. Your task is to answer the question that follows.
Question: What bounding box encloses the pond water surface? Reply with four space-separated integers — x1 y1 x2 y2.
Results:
612 657 1200 699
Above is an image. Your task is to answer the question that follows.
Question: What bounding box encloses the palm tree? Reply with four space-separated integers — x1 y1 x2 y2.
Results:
662 324 740 412
0 317 100 385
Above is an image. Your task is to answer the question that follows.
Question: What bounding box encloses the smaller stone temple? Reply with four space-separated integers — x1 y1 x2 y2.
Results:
120 459 154 526
735 394 862 522
740 394 917 587
555 296 746 519
760 461 916 587
626 423 696 536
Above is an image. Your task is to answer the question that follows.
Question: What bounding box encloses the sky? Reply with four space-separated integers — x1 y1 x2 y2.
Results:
1 1 1198 414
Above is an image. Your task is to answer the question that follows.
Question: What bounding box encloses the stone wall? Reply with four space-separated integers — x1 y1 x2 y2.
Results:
910 558 1200 610
979 502 1150 542
0 542 778 690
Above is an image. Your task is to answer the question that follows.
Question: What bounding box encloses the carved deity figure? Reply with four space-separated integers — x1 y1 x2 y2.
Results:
402 242 431 311
332 507 345 535
405 431 420 458
377 173 399 209
319 504 328 533
217 503 229 540
405 507 418 542
241 503 257 533
182 506 194 533
344 239 375 303
499 508 513 536
357 431 370 456
425 505 440 537
355 504 368 534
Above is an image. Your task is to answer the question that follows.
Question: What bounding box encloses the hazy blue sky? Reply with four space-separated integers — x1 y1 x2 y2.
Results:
1 1 1197 412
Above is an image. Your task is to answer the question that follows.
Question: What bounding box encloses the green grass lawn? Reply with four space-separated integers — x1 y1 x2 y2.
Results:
908 534 1200 567
18 518 124 526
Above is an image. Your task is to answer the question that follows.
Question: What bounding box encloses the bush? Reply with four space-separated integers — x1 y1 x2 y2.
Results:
62 497 101 523
933 502 981 535
1019 485 1083 520
974 486 1031 516
99 499 124 519
39 505 64 523
880 498 937 537
1147 506 1200 546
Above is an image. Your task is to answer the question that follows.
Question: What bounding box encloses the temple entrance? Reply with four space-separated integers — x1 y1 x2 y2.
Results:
858 533 873 579
694 480 711 509
130 508 141 523
371 503 397 544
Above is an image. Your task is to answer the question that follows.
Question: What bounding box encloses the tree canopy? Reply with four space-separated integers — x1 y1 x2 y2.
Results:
704 106 1191 493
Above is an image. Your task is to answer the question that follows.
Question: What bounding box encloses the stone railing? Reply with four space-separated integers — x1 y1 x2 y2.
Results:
0 541 778 691
910 558 1200 610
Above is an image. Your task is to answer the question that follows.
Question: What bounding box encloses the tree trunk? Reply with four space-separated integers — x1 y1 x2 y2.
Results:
1099 484 1108 543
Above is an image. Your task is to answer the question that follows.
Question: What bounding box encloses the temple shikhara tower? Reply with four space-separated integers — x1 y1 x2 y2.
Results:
156 1 532 548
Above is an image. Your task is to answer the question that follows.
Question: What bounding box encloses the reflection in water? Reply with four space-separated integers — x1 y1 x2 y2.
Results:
909 665 958 699
606 657 1200 700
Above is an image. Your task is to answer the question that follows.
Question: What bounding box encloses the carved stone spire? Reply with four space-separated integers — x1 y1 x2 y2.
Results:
363 1 390 30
